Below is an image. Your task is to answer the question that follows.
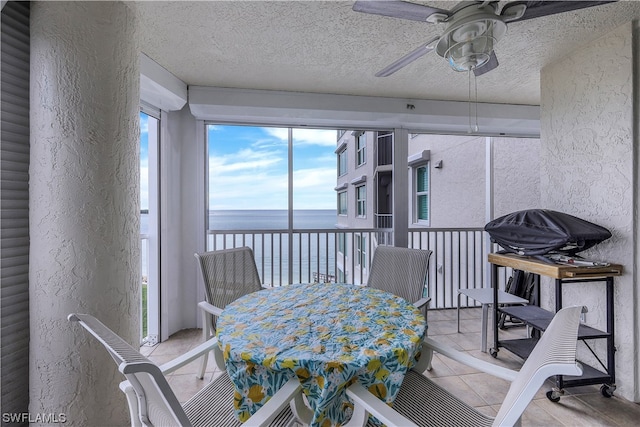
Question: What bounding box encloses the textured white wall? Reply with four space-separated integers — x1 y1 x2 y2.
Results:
409 134 486 228
541 22 637 401
493 137 541 218
30 2 140 423
408 135 541 228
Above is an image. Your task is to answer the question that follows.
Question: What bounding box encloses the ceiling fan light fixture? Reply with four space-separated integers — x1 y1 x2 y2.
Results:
435 10 507 72
444 34 496 71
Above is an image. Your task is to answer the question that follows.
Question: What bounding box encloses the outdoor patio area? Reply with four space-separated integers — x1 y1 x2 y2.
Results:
142 307 640 426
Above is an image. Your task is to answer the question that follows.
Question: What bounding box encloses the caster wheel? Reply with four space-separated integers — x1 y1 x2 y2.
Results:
489 348 498 358
546 390 561 403
600 384 614 398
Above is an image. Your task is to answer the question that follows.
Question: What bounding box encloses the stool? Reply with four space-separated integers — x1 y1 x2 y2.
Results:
457 288 528 352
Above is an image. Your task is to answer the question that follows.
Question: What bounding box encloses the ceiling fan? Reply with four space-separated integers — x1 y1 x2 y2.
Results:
353 0 616 77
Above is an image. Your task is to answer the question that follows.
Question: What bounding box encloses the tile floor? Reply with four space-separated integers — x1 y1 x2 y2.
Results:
142 307 640 426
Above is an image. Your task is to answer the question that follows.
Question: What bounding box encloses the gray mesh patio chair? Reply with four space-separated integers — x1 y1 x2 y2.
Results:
68 313 301 427
345 305 585 427
366 246 432 311
195 247 266 379
367 246 434 370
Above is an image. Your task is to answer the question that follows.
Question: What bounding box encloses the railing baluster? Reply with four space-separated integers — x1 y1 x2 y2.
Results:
204 226 484 304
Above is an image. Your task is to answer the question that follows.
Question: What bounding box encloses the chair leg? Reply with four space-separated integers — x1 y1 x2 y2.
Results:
413 307 433 373
197 310 211 379
457 291 461 333
424 306 432 371
119 381 142 427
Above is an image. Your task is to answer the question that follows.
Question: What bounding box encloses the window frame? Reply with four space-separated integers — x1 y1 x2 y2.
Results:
356 184 366 218
337 190 347 216
337 147 348 177
414 163 430 225
356 132 366 167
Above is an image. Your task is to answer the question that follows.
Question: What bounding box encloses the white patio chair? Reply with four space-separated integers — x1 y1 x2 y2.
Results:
68 313 301 427
195 246 266 379
367 246 433 369
345 305 584 427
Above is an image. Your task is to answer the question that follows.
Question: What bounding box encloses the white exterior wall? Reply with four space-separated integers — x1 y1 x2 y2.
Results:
493 138 542 217
408 135 541 228
540 22 638 402
161 107 202 336
409 134 485 228
30 2 139 424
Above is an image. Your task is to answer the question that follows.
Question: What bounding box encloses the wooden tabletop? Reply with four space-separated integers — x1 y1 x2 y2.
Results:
488 253 623 279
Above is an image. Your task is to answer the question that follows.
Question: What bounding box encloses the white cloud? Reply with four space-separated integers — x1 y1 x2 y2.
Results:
209 128 338 210
263 127 337 147
293 167 335 189
209 147 283 175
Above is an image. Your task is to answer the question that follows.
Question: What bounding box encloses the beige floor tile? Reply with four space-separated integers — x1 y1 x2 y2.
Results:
145 308 640 426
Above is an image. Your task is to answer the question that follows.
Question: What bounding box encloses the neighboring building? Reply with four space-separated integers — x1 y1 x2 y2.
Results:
335 130 542 284
335 130 394 284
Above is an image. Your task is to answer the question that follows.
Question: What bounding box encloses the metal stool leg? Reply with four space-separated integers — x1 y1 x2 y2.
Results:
481 303 489 353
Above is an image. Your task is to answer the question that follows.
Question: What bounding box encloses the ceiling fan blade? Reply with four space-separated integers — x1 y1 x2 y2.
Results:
502 1 617 22
353 0 451 22
375 37 439 77
474 51 499 77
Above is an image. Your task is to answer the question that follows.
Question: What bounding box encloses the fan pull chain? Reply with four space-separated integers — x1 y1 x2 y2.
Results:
468 69 479 133
468 69 471 132
473 70 479 132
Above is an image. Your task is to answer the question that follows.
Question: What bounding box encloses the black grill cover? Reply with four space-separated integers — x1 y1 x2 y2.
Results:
485 209 611 256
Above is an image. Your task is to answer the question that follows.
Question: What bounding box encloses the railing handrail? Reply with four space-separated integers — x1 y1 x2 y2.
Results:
207 226 486 234
409 227 485 232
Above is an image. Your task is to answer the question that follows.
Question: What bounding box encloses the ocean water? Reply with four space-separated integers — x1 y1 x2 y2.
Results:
141 210 340 284
209 209 337 230
141 209 337 234
209 210 339 284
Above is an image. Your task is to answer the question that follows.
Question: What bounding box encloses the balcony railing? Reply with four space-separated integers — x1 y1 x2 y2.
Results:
208 228 386 287
141 234 149 343
207 227 513 309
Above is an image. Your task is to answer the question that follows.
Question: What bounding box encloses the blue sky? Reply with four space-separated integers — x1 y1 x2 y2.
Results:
140 116 338 211
140 113 149 211
208 125 337 210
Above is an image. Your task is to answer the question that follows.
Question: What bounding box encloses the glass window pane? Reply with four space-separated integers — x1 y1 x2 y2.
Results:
338 191 347 215
417 166 428 192
207 125 289 231
338 149 347 176
292 127 337 229
418 195 429 220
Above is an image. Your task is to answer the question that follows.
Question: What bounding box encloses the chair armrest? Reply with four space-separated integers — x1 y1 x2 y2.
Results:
423 337 518 382
243 377 303 427
344 383 418 427
197 300 223 317
159 337 221 375
413 296 431 309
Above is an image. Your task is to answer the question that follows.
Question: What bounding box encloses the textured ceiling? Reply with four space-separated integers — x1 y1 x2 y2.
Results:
134 1 640 106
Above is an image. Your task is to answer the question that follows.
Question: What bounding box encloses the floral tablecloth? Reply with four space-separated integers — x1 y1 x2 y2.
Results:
217 283 426 427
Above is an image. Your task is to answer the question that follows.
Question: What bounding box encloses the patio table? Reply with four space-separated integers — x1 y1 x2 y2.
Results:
216 282 426 427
